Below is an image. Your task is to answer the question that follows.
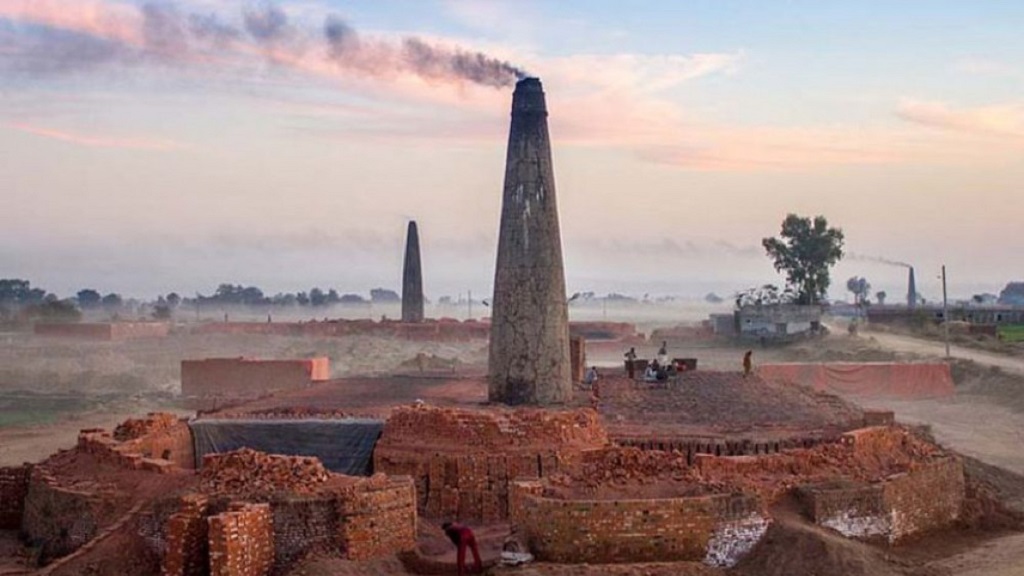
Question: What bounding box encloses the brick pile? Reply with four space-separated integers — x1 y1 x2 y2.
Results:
161 494 210 576
114 412 181 441
378 405 608 451
200 449 329 500
334 474 417 560
208 502 274 576
0 464 31 529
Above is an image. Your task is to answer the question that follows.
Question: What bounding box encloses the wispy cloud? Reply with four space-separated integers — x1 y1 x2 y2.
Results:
951 56 1018 78
897 99 1024 139
9 122 183 150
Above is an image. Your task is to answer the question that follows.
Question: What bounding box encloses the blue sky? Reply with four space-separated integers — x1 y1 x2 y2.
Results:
1 1 1022 302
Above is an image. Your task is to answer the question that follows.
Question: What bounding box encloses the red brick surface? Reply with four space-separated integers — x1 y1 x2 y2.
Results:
33 322 170 340
181 358 329 401
208 503 273 576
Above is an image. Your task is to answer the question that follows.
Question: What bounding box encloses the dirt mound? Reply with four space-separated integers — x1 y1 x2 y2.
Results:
949 359 1024 413
960 456 1024 530
731 506 901 576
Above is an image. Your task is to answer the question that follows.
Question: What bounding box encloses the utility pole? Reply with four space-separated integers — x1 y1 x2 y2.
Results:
468 289 472 320
942 265 950 359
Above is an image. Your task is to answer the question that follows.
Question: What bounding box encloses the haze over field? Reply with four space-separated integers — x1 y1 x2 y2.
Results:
2 1 1022 301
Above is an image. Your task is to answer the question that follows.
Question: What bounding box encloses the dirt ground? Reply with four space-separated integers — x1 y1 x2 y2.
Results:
5 319 1024 575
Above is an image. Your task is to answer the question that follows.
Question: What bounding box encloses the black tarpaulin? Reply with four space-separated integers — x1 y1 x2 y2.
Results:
189 418 384 476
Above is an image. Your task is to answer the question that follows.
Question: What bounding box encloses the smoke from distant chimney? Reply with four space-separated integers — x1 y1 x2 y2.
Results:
847 253 911 268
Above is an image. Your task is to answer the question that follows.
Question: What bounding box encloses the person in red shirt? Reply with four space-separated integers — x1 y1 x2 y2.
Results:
442 521 482 575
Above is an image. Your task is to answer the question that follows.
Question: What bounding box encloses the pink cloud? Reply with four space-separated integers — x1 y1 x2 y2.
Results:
0 0 144 46
9 122 183 150
897 99 1024 139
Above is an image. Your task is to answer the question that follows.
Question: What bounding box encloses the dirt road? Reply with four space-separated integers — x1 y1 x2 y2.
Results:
868 332 1024 375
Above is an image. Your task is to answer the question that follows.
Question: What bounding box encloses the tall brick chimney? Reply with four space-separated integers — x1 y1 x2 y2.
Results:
401 221 424 323
488 77 572 405
907 266 917 309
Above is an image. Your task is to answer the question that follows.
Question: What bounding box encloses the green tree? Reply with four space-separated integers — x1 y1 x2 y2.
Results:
77 289 102 309
762 214 845 305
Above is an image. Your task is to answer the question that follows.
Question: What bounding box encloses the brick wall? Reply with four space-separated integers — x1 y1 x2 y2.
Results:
79 419 191 474
375 406 607 522
510 481 767 566
21 468 118 563
800 457 964 543
269 496 336 569
33 322 169 340
180 357 329 400
0 464 31 529
334 474 417 560
883 457 964 540
192 319 490 341
798 482 888 540
114 414 195 470
208 503 274 576
162 494 210 576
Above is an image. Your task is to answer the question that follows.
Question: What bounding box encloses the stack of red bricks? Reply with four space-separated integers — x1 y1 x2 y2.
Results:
208 502 273 576
114 412 181 441
334 474 417 560
161 494 210 576
200 449 329 499
379 405 608 451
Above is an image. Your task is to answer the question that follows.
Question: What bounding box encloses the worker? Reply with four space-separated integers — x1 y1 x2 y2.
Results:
657 340 669 366
743 350 753 377
584 366 599 386
442 521 482 576
624 347 637 378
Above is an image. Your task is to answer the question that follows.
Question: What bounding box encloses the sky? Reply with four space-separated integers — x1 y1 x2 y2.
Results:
1 0 1022 303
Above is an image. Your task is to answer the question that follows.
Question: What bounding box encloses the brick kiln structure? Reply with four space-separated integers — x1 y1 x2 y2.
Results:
503 425 964 567
401 220 425 323
34 321 170 340
0 413 416 576
180 357 329 402
488 77 573 406
373 405 608 522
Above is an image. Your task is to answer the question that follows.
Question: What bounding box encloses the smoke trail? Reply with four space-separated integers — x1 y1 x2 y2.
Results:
401 37 525 87
1 1 528 89
847 253 911 268
243 3 290 43
323 15 525 88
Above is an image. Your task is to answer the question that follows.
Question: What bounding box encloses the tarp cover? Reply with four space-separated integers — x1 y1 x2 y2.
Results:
190 418 384 476
757 362 955 399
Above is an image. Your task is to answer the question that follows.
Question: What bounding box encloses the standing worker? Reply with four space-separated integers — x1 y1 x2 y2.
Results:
657 340 669 366
743 350 753 377
442 521 482 576
624 347 637 378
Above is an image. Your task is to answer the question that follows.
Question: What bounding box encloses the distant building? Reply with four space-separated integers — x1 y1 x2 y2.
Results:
998 282 1024 306
731 304 823 340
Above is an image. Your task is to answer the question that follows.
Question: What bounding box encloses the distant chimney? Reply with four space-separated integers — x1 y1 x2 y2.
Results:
401 221 424 323
907 266 917 309
488 77 572 405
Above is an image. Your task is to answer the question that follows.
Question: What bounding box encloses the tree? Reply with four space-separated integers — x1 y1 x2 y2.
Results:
876 291 887 305
0 279 46 306
846 276 871 305
370 288 400 302
77 289 101 308
309 287 327 307
762 214 844 305
166 292 181 308
101 293 123 310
